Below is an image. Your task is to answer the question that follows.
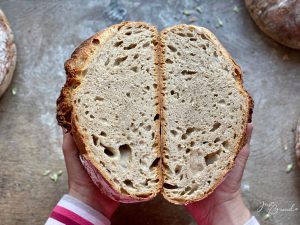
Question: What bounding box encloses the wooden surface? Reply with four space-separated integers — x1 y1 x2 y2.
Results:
0 0 300 224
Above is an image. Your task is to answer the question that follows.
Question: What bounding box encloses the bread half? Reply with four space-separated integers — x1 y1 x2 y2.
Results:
160 25 253 204
57 22 162 202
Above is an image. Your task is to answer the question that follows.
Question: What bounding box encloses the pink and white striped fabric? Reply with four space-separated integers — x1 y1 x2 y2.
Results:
45 194 110 225
45 194 260 225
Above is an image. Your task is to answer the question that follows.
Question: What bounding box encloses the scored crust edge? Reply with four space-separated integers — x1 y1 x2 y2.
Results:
56 21 162 203
0 9 16 98
159 24 254 204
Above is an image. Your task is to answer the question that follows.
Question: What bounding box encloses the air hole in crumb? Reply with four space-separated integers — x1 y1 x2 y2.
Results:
186 127 195 136
200 34 208 40
92 38 100 45
190 141 195 147
126 92 131 97
205 150 221 166
123 179 134 188
95 96 104 101
125 31 132 35
104 147 115 157
207 180 211 184
153 84 157 89
167 45 177 52
233 133 237 139
100 131 107 137
154 114 159 121
144 125 151 131
151 132 155 139
104 58 110 66
133 54 139 59
170 130 178 136
181 134 187 140
90 115 95 119
113 56 128 66
218 99 225 105
181 70 197 75
85 111 89 115
166 59 174 64
145 86 150 90
150 157 160 169
176 32 185 37
190 38 197 41
174 165 182 174
210 122 221 132
124 43 137 50
214 137 220 143
119 144 132 163
130 66 138 72
114 40 123 47
143 42 150 47
163 183 178 189
222 140 229 149
92 135 99 146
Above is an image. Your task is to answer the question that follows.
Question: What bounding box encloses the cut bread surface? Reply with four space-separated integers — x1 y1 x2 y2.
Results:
160 25 251 203
57 22 252 204
58 22 162 202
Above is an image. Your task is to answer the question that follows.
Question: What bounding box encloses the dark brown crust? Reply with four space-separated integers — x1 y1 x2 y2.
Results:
159 25 253 204
57 21 162 202
0 9 16 98
245 0 300 49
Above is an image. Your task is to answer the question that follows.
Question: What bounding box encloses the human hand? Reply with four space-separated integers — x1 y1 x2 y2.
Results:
186 124 253 225
62 130 120 219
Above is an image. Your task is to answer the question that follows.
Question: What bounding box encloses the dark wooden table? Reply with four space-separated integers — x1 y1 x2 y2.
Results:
1 0 299 224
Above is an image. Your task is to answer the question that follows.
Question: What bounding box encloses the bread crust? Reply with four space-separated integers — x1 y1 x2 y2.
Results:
57 21 162 202
159 25 253 204
245 0 300 49
0 9 16 98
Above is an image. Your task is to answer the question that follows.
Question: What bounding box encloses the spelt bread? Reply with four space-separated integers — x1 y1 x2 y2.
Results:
57 22 253 204
57 22 162 202
0 9 16 98
160 25 253 204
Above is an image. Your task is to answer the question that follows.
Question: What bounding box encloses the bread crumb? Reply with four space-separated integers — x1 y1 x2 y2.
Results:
11 87 16 95
216 18 223 28
286 163 293 173
233 6 239 13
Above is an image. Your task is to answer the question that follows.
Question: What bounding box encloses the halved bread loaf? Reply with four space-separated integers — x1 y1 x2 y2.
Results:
57 22 162 202
57 22 253 204
160 25 252 204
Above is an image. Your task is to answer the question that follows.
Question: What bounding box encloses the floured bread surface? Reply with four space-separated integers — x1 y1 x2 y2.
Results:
160 25 252 204
0 9 16 98
64 22 161 201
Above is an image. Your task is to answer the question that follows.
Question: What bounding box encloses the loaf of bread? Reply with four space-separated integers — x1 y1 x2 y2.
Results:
0 9 16 98
245 0 300 49
57 22 253 204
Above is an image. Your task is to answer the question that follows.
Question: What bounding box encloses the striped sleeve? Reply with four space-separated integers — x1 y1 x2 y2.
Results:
45 194 110 225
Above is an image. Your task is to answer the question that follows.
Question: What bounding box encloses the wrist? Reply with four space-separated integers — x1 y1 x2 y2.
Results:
209 195 251 225
69 188 119 219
